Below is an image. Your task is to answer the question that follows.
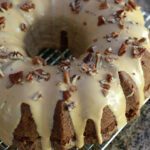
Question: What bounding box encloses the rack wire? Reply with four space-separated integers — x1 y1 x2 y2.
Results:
0 4 150 150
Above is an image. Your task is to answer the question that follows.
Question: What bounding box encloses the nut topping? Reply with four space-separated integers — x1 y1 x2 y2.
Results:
0 16 5 29
106 74 113 83
83 53 93 63
9 51 24 60
32 56 46 66
20 23 27 32
26 69 50 82
138 37 146 43
1 2 12 10
63 91 71 100
104 47 113 55
128 0 136 10
114 0 123 4
118 43 127 56
69 0 81 14
99 0 109 10
9 71 24 84
97 16 106 26
132 46 146 58
20 2 35 12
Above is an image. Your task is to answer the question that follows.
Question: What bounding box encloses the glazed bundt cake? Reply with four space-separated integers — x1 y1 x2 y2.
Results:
0 0 150 149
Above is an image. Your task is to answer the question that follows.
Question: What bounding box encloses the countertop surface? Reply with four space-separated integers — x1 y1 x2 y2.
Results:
106 100 150 150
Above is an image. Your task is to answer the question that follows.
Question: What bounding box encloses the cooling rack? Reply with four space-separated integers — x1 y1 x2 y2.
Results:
0 2 150 150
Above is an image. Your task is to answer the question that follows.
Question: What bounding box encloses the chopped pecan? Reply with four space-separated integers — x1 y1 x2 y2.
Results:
1 2 12 10
9 51 24 60
99 0 109 10
32 56 46 66
20 23 27 32
9 71 24 84
83 53 93 63
106 74 113 83
63 91 71 100
138 37 146 43
20 2 35 12
104 47 113 55
26 69 50 82
128 0 136 10
132 47 146 58
118 19 124 29
111 32 119 38
0 16 5 28
71 74 80 84
114 0 123 4
26 72 34 82
63 70 70 84
69 0 81 14
118 43 127 56
97 16 106 26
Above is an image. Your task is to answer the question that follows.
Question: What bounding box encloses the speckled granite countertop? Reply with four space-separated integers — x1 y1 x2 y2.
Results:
106 100 150 150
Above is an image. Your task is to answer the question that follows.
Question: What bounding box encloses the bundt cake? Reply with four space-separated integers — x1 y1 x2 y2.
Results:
0 0 150 149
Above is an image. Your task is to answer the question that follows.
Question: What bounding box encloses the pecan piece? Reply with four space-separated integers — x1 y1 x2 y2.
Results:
118 43 127 56
69 0 81 14
97 16 106 26
0 16 5 29
114 0 123 4
20 2 35 12
32 56 46 66
1 2 12 10
63 91 71 100
106 74 113 83
9 71 24 84
20 23 27 32
132 47 146 58
99 0 109 10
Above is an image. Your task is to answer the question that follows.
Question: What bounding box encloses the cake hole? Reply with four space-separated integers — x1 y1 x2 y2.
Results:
60 30 68 51
24 17 89 62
